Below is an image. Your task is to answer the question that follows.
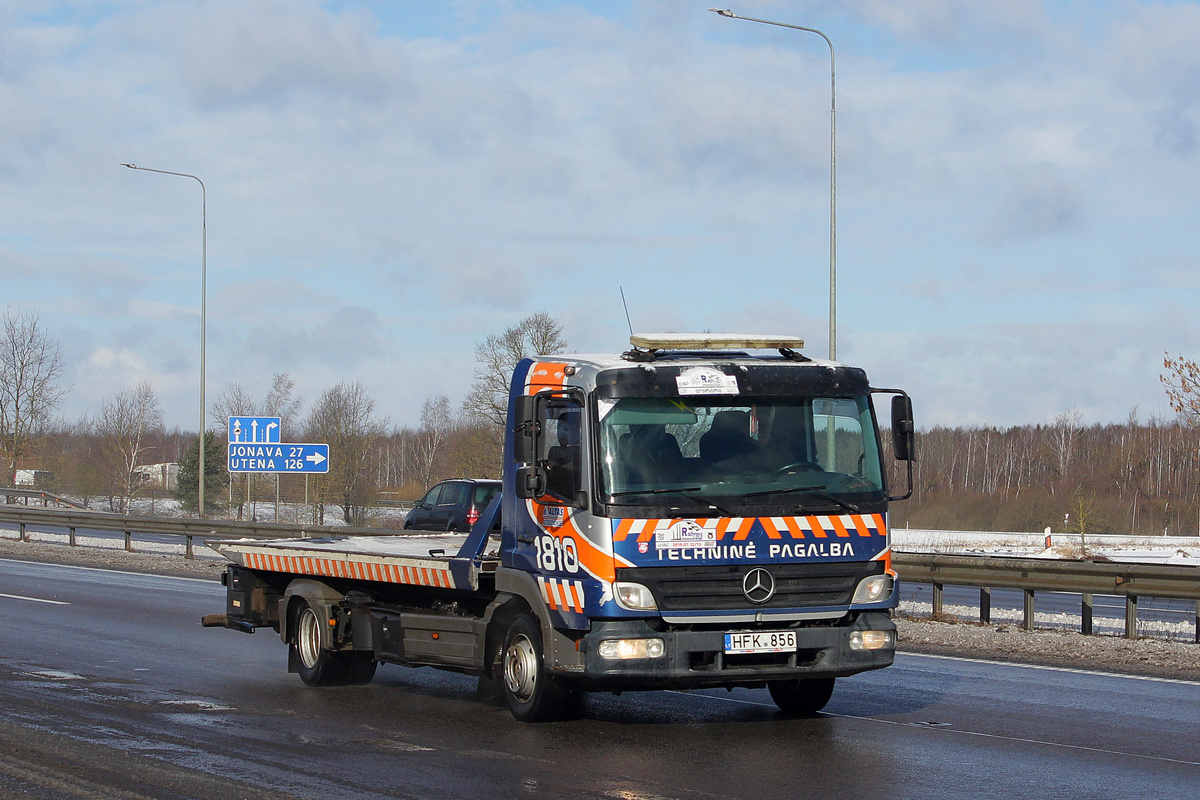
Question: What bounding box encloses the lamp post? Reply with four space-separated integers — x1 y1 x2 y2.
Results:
121 163 208 517
710 9 837 361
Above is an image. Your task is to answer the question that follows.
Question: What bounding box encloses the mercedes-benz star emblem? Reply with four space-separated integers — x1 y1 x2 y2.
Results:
742 567 776 604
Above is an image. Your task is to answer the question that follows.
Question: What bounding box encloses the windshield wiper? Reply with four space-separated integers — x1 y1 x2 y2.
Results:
608 487 734 517
743 485 860 514
743 484 828 498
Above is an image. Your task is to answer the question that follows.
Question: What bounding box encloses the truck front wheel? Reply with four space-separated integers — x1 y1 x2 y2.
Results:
768 677 835 715
501 614 577 722
293 602 377 687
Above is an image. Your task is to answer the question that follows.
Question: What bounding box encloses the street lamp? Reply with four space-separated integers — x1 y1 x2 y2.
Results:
710 9 838 361
121 163 208 518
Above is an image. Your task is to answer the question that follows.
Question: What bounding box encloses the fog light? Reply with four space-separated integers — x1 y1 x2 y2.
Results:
851 574 891 604
849 630 894 651
614 582 658 611
597 638 665 660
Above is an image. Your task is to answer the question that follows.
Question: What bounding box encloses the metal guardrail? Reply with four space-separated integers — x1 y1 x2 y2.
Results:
894 552 1200 642
1 487 86 509
0 505 402 560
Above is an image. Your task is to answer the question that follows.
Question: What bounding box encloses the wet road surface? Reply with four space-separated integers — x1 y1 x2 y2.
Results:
1 557 1198 800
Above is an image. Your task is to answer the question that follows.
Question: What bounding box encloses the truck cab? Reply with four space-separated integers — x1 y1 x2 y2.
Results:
496 334 913 717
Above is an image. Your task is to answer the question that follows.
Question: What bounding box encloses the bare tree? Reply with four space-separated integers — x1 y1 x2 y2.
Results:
1051 407 1084 482
210 383 257 428
304 381 388 525
1162 352 1200 425
262 373 303 438
462 313 567 427
0 309 68 486
97 382 164 513
412 394 454 490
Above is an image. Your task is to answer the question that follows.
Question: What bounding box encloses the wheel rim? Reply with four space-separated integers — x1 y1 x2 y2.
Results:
297 607 322 670
503 633 538 703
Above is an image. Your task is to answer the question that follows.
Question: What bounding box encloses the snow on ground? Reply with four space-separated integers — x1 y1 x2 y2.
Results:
893 528 1200 565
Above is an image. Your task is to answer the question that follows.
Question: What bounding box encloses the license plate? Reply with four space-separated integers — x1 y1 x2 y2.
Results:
724 630 797 654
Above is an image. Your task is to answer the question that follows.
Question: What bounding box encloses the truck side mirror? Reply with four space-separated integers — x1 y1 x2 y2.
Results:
512 395 539 465
515 465 545 500
891 394 914 462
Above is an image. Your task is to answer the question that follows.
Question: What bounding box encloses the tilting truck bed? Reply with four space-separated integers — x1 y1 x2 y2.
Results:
211 528 497 592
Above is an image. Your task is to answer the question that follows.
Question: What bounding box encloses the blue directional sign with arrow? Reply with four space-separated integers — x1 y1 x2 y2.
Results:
228 416 281 444
227 442 330 474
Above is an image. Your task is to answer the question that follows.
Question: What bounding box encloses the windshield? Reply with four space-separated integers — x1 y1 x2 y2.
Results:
597 395 884 512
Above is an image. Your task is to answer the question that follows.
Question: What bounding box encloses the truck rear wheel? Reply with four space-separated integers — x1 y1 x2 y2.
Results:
293 602 377 687
501 613 577 722
768 677 835 715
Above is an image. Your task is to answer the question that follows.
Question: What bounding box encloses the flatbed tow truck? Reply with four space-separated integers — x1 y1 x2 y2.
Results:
204 334 914 721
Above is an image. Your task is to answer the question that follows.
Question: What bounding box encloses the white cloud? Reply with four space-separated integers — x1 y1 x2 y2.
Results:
3 1 1200 430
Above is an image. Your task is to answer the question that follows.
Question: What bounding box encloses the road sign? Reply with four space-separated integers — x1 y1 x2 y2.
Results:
227 443 330 474
228 416 282 444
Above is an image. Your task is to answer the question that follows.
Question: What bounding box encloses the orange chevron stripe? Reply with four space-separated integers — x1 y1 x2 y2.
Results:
614 519 638 541
829 516 851 538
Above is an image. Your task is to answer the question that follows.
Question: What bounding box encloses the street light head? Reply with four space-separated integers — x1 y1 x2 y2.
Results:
709 8 736 17
121 163 138 169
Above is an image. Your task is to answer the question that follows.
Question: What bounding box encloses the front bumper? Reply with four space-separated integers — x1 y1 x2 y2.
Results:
562 611 895 691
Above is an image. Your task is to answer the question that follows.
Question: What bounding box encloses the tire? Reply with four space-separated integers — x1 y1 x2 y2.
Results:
343 652 378 685
501 613 578 722
292 602 376 687
768 677 836 716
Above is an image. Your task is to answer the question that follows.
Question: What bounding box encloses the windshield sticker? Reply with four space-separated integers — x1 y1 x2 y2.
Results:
655 520 718 550
675 367 739 396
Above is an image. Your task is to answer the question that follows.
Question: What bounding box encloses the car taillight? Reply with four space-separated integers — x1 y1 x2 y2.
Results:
466 508 480 526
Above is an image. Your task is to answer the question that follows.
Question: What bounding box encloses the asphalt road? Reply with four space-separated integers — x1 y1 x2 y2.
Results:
1 557 1198 800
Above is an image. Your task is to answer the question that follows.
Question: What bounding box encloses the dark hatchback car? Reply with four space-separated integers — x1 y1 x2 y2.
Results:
402 479 501 532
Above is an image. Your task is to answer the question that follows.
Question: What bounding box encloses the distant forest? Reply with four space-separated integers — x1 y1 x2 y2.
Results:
888 411 1200 537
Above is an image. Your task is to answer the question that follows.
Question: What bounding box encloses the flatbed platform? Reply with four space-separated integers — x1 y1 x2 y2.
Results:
212 533 496 591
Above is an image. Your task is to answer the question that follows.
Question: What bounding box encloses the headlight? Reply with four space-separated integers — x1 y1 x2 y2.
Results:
597 638 665 660
849 630 894 651
851 574 891 604
614 582 658 611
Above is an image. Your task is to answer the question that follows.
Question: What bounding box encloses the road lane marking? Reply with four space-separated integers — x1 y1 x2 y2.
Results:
672 689 1200 768
0 592 69 605
823 709 1200 768
901 651 1200 686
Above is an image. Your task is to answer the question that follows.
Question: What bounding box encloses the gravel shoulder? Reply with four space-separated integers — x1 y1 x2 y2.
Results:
3 536 1197 683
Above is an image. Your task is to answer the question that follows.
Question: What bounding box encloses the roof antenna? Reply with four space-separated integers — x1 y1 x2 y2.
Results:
620 286 635 336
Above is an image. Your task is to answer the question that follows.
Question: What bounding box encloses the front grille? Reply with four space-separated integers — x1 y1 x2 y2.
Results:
618 561 881 611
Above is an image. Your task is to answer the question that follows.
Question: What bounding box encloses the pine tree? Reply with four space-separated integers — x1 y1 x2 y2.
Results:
175 432 229 515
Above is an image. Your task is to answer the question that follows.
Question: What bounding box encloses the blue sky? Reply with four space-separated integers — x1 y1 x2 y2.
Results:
2 0 1199 431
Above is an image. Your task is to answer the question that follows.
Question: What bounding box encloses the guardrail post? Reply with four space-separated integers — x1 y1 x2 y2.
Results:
1022 589 1035 630
932 582 943 617
1194 601 1199 645
19 521 28 541
979 587 991 625
69 526 77 547
1125 595 1137 639
1081 593 1093 635
124 531 133 552
186 535 194 560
